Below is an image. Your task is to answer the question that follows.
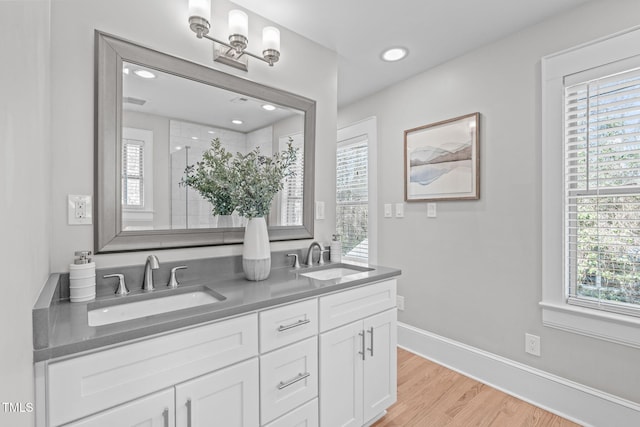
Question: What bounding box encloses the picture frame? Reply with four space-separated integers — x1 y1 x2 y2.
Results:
404 112 480 202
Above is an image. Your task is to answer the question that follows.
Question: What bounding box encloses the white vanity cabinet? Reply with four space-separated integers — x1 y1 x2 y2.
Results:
318 280 397 427
39 278 398 427
45 313 259 427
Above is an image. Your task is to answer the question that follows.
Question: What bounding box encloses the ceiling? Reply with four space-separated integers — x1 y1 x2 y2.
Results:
233 0 592 106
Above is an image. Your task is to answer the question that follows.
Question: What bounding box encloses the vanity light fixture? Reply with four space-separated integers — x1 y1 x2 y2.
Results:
188 0 281 71
381 47 408 62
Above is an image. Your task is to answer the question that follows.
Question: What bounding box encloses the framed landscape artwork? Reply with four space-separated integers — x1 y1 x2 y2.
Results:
404 112 480 202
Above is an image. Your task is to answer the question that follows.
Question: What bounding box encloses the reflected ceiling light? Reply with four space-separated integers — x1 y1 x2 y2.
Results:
188 0 280 71
231 119 243 125
381 47 408 62
133 69 156 79
123 67 130 75
191 136 199 140
207 130 215 134
262 104 276 111
176 146 182 150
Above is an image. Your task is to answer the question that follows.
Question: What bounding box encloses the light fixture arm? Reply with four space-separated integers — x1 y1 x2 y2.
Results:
199 33 278 67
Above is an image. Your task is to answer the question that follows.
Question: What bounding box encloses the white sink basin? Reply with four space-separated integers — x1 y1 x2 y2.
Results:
88 290 223 326
301 267 369 281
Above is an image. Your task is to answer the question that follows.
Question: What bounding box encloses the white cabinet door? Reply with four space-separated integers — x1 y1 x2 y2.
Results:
319 321 364 427
175 358 259 427
363 309 397 424
65 388 174 427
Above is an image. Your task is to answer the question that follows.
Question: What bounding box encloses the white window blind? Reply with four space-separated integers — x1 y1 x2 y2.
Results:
564 66 640 316
280 135 304 226
122 139 144 208
336 137 368 262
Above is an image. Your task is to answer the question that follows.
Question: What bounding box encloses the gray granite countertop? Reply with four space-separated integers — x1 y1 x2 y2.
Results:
33 253 400 362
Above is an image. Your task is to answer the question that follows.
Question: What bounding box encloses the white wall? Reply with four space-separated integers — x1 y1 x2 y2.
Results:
0 1 51 426
339 0 640 404
49 0 337 271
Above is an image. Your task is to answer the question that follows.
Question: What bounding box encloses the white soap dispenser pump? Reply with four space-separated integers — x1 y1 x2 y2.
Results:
69 250 96 302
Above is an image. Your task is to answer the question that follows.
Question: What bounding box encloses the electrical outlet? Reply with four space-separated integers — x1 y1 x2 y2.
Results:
427 203 437 218
396 295 405 311
68 195 92 225
315 201 325 220
525 333 541 356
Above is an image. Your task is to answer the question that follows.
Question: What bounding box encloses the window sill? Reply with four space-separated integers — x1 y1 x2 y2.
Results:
540 301 640 349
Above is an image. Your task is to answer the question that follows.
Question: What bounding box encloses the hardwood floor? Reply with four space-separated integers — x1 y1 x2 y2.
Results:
372 348 581 427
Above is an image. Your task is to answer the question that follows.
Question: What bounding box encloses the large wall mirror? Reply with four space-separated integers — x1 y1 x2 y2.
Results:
95 31 315 253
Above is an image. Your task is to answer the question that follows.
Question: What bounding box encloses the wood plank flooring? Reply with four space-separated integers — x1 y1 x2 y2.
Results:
372 348 581 427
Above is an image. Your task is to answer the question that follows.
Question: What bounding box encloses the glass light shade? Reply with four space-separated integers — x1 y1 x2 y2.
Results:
229 10 248 37
188 0 211 19
263 26 280 52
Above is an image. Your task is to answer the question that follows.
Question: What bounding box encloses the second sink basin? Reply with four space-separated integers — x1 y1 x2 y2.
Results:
300 265 372 281
88 287 225 327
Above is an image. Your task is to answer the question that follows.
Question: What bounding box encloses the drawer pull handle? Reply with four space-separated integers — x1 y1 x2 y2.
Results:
358 330 366 360
162 408 169 427
277 372 310 390
367 326 374 356
277 318 310 332
186 398 192 427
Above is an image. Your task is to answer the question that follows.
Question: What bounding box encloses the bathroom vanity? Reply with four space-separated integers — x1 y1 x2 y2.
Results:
33 255 400 427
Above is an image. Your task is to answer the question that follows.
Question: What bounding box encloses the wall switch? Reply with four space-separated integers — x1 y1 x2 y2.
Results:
68 195 92 225
315 201 325 220
384 204 392 218
427 203 437 218
396 295 405 311
525 333 541 356
395 203 404 218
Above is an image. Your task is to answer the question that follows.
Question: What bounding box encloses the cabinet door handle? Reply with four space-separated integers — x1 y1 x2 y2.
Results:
162 408 169 427
367 326 374 357
186 398 192 427
358 330 366 360
277 372 310 390
277 318 310 332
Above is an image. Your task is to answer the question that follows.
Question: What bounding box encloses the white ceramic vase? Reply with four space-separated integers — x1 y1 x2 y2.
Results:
242 217 271 281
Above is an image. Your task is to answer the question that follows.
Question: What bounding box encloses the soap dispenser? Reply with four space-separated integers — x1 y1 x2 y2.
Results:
330 234 342 263
69 250 96 302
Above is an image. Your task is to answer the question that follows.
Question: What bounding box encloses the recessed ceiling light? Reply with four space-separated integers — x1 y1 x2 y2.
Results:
262 104 276 111
232 119 243 125
133 69 156 79
381 47 408 62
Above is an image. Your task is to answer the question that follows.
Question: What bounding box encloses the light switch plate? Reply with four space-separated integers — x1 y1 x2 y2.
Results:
384 204 392 218
68 195 92 225
315 201 325 220
395 203 404 218
427 203 437 218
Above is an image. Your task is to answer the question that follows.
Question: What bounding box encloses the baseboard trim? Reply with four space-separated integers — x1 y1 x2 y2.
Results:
398 322 640 427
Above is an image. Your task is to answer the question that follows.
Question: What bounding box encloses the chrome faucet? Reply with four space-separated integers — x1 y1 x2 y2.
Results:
304 241 324 266
143 255 160 291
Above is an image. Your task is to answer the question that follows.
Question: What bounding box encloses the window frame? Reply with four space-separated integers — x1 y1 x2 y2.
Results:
541 26 640 348
336 117 378 265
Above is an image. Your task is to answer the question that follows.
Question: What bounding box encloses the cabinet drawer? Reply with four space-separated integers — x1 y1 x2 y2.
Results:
48 313 258 426
260 299 318 353
260 337 318 425
319 280 396 332
264 398 318 427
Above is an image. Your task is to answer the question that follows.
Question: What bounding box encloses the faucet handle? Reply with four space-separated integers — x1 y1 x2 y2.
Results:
104 274 129 296
319 249 330 265
167 266 187 289
287 253 300 269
